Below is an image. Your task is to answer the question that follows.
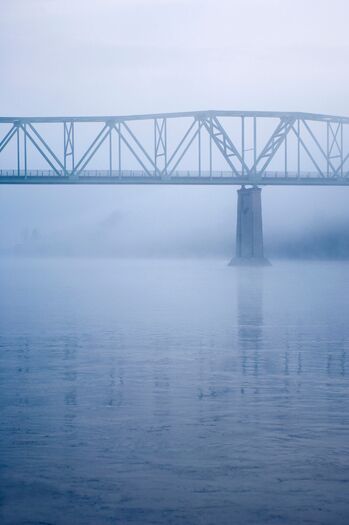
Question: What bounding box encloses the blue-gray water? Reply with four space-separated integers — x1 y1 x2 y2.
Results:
1 257 349 525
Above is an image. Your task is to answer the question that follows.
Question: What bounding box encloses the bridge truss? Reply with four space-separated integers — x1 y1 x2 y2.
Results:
0 110 349 185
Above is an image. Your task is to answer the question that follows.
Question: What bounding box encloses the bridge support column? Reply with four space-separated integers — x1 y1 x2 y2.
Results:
229 185 270 266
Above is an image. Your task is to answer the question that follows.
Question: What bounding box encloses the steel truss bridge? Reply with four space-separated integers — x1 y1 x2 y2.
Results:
0 110 349 185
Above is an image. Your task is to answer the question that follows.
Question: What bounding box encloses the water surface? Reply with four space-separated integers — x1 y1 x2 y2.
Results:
0 258 348 525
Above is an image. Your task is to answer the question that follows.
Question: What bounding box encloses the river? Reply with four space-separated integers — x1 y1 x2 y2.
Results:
0 257 348 524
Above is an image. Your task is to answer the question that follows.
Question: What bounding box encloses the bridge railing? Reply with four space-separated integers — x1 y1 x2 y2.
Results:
0 169 347 182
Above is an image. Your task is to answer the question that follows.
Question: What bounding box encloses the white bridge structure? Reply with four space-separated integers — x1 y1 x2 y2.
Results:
1 110 348 263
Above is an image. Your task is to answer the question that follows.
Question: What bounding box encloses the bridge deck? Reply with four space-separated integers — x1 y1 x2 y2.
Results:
0 170 348 186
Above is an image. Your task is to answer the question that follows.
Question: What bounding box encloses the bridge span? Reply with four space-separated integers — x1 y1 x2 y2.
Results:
1 110 348 263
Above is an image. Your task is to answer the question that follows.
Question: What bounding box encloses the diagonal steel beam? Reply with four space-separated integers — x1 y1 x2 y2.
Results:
0 124 17 153
28 123 65 171
166 120 203 176
290 122 324 176
164 119 197 175
122 121 157 173
19 124 62 176
301 120 337 174
252 117 295 174
113 123 153 176
202 117 250 176
72 123 110 175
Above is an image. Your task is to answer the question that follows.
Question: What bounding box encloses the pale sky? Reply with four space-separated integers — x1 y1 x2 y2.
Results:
1 0 349 117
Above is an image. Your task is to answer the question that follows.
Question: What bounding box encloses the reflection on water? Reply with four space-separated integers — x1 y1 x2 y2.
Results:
237 268 263 378
0 258 348 525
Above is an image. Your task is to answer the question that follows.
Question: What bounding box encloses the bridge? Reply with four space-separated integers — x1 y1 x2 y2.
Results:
1 110 348 263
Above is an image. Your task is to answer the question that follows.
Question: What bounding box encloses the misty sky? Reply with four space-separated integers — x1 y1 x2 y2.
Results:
1 0 349 257
2 0 349 117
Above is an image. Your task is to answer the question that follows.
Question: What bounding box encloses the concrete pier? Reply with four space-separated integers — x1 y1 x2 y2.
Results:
229 186 270 266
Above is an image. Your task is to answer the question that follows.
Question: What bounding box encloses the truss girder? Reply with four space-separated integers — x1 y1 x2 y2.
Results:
0 111 349 182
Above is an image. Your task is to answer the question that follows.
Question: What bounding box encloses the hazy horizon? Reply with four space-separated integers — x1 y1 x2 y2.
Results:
2 0 349 262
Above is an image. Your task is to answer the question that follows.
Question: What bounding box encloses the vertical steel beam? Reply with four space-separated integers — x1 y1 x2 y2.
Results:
71 123 75 171
198 119 201 176
284 131 287 177
209 117 212 177
63 124 67 174
340 122 343 177
17 125 20 176
154 119 157 175
253 117 257 175
241 116 245 177
118 122 122 175
24 123 27 178
297 119 300 177
164 118 167 173
109 126 112 176
327 121 330 177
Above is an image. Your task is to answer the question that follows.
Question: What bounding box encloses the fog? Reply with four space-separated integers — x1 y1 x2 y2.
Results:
1 0 349 258
2 0 349 115
0 185 349 259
